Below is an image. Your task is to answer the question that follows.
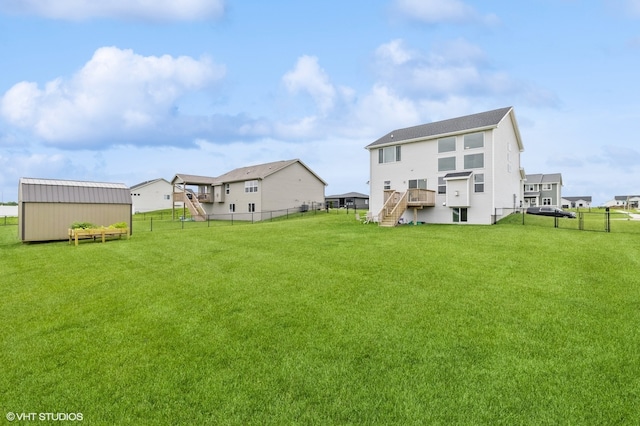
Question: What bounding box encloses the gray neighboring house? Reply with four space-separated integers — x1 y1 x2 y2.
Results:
524 173 563 208
18 178 132 242
561 196 592 209
325 192 369 209
130 178 173 213
172 159 327 221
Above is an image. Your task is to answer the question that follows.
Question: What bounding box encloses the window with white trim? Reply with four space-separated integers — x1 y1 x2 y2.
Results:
464 153 484 169
438 137 456 153
245 180 258 193
542 198 552 206
453 208 468 223
229 203 235 212
438 177 446 194
438 157 456 171
248 203 255 212
542 183 552 191
378 145 401 163
408 179 427 189
383 180 391 190
474 174 484 193
464 132 484 149
225 184 230 194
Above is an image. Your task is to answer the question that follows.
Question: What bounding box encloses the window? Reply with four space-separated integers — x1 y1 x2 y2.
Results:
464 153 484 169
225 184 230 194
542 198 552 206
453 207 468 223
438 177 446 194
438 137 456 153
229 203 235 212
245 180 258 193
164 195 170 200
408 178 427 189
542 183 552 191
464 132 484 149
248 203 255 212
525 184 535 192
378 145 401 163
383 180 391 190
438 157 456 171
474 174 484 193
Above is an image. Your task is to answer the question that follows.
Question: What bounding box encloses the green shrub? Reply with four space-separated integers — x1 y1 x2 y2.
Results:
70 221 96 229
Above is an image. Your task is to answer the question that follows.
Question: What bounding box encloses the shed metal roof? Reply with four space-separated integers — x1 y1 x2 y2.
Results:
19 178 132 204
366 107 514 148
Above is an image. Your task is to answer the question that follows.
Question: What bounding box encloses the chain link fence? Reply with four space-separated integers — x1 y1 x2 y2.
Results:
497 207 640 234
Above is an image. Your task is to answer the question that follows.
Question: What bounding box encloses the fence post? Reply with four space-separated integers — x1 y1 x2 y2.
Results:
150 217 153 232
605 207 610 232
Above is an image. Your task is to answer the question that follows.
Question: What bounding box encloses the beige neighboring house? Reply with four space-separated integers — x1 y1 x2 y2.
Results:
130 178 173 213
172 159 327 221
18 178 132 242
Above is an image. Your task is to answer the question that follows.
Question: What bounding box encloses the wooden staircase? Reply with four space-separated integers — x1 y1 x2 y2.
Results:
183 194 207 221
378 191 408 227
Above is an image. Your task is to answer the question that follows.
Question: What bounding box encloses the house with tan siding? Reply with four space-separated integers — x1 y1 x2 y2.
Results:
172 159 327 221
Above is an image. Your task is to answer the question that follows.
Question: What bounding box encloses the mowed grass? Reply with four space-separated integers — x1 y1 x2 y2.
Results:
1 213 640 424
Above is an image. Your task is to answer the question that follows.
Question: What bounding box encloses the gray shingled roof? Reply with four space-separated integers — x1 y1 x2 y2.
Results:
326 192 369 199
214 159 327 185
130 178 170 190
366 107 513 148
172 174 218 185
563 196 592 202
443 171 473 179
173 159 327 186
525 173 563 185
19 178 131 204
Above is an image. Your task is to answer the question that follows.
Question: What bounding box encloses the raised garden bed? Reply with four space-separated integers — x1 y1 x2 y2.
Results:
68 227 129 246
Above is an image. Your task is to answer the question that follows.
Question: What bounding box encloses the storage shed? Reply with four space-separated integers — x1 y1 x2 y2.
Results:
18 178 132 242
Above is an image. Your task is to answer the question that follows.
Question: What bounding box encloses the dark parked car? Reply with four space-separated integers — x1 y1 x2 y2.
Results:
526 206 576 218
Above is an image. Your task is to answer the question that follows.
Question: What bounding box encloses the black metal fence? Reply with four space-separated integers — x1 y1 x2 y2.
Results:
0 216 18 226
498 207 640 234
132 205 361 233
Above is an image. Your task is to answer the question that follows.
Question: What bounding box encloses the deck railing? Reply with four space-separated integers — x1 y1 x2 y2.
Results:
386 191 408 226
407 188 436 206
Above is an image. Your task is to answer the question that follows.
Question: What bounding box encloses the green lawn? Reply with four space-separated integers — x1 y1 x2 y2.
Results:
1 213 639 424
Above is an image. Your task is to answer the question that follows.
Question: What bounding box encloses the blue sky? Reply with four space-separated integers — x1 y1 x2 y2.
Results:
1 0 639 205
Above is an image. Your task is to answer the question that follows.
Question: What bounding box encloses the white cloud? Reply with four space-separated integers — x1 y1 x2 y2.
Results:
348 84 421 136
375 39 415 65
393 0 499 25
282 56 337 115
372 38 558 107
0 47 225 148
0 0 225 22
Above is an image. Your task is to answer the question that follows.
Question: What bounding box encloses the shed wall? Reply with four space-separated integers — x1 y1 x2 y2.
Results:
20 202 131 242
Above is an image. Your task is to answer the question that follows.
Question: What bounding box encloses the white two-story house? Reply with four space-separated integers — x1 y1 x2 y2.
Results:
366 107 525 226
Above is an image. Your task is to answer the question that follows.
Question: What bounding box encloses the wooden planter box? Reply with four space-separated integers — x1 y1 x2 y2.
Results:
68 228 129 246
